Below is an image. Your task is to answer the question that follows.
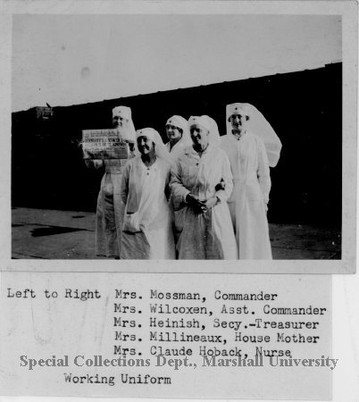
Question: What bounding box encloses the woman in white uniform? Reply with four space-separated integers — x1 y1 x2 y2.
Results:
220 103 282 259
170 116 237 260
90 106 136 258
119 128 175 259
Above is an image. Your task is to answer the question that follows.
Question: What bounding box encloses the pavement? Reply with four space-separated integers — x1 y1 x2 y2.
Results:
12 207 341 260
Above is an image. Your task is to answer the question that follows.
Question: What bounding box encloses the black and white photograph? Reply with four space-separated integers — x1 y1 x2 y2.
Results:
8 5 356 271
0 2 358 402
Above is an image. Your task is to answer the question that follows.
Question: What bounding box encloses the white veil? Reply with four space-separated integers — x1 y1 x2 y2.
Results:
203 115 220 146
136 128 172 164
226 103 282 167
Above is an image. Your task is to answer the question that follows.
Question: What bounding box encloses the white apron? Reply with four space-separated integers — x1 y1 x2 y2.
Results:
119 157 175 260
170 145 237 260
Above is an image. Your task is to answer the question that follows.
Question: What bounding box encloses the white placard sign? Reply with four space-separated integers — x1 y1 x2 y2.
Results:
82 129 129 160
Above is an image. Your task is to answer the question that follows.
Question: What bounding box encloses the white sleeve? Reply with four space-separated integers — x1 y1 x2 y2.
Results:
120 161 131 205
170 159 191 204
257 138 271 204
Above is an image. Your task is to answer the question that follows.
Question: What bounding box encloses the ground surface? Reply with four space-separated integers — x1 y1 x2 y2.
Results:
12 207 341 260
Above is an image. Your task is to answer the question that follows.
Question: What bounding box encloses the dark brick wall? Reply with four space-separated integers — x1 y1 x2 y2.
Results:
12 63 342 226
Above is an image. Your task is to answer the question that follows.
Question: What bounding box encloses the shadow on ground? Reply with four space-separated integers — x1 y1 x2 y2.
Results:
12 208 341 260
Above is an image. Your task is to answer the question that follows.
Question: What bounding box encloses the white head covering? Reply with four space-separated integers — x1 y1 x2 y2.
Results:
226 102 282 167
136 128 171 163
112 105 136 143
112 106 131 120
188 115 211 131
226 103 250 120
165 115 192 148
203 115 220 146
188 115 220 146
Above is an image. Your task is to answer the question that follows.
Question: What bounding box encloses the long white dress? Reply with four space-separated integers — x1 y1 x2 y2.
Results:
170 144 238 260
95 159 127 258
220 131 272 259
119 156 175 259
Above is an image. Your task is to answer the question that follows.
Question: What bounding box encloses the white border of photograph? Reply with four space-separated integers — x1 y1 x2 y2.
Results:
0 1 357 273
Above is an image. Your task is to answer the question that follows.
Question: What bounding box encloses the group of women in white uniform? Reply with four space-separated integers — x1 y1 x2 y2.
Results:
90 103 281 260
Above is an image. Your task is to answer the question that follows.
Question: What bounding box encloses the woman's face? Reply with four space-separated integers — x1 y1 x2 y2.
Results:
112 115 125 128
229 113 247 133
166 124 182 143
190 124 210 150
137 136 155 155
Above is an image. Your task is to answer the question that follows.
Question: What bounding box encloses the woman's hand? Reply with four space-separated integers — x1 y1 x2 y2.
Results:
186 194 219 213
84 158 103 170
85 150 95 159
186 194 206 214
204 196 219 211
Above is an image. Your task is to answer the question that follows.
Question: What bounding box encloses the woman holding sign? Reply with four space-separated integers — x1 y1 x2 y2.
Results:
119 128 175 259
85 106 136 258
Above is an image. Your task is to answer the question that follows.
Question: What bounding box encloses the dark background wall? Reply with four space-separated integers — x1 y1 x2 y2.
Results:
12 63 342 227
